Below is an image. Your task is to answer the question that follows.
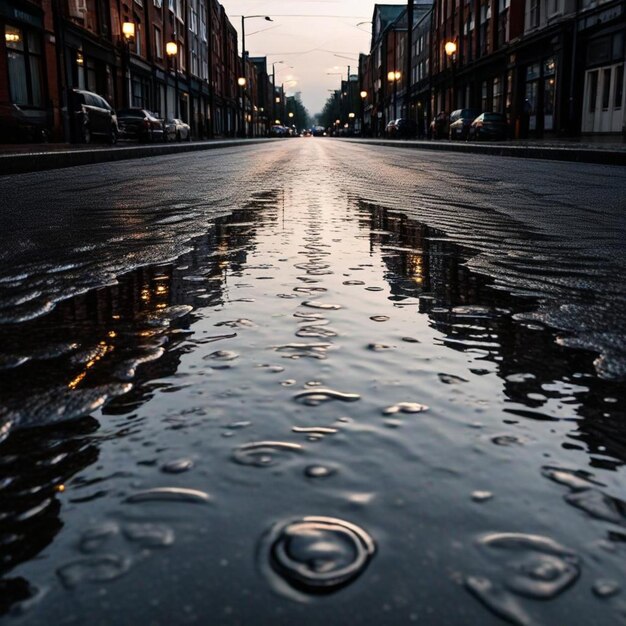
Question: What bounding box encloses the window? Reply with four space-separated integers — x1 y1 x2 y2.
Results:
529 0 539 28
153 0 162 6
493 77 502 112
5 25 44 107
168 0 174 12
154 26 162 58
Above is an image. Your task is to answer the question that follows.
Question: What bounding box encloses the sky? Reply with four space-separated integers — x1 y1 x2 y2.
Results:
219 0 381 115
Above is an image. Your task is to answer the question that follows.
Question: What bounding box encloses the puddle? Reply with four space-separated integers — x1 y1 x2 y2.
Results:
0 188 624 625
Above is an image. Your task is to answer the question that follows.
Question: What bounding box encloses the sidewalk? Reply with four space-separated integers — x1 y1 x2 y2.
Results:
342 136 626 166
0 138 277 176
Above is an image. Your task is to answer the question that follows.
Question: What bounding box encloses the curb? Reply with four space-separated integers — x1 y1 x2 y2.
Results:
341 138 626 166
0 139 278 176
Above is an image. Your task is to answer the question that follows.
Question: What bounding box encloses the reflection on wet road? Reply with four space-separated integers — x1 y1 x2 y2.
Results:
0 142 625 625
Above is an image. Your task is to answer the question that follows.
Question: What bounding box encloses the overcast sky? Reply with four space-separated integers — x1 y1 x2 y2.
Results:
220 0 381 115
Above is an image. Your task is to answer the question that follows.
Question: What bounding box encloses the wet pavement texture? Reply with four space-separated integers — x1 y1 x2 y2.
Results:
0 140 625 625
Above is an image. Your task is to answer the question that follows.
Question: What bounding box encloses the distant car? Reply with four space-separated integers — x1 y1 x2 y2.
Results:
270 124 288 137
165 118 191 141
312 126 326 137
117 108 164 142
448 108 481 140
70 89 118 144
468 112 509 141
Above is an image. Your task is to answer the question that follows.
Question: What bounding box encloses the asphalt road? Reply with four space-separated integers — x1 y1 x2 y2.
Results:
1 139 626 626
1 138 625 376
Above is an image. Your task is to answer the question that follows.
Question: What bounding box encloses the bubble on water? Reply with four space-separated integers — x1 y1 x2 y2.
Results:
257 364 285 373
57 554 132 588
293 426 338 437
79 522 120 554
124 523 175 547
343 280 365 286
302 301 342 311
472 491 493 503
365 287 384 292
233 441 303 467
125 487 211 504
260 516 375 597
592 579 621 598
205 350 239 362
161 458 194 474
466 532 581 625
282 379 297 387
383 402 429 415
491 434 526 447
564 489 626 524
401 337 421 343
370 316 389 322
305 465 337 479
439 373 468 384
294 389 361 406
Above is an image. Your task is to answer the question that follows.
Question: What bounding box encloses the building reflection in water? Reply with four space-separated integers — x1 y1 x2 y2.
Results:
0 190 279 615
358 201 625 469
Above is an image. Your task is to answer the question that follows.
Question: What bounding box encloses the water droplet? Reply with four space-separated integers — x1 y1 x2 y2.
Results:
260 517 375 596
439 373 468 384
472 491 493 503
302 301 342 311
383 402 429 415
370 316 389 322
305 465 337 479
365 287 384 292
125 487 211 504
367 343 394 352
232 441 303 467
592 579 621 598
57 554 131 588
401 337 421 343
343 280 365 286
294 389 361 406
492 434 526 446
161 458 194 474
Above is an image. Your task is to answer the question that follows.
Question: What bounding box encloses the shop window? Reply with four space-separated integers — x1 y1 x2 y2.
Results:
602 68 611 109
5 25 43 107
615 64 624 109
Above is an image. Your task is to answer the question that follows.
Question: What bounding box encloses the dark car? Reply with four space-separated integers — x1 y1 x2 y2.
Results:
71 89 118 144
385 119 399 137
448 108 481 140
0 103 49 142
395 118 417 139
117 108 164 142
468 112 509 141
164 118 191 141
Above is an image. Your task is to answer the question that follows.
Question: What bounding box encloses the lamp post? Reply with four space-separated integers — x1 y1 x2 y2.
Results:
387 70 401 120
238 76 246 137
166 40 178 119
240 15 272 138
444 41 457 112
122 21 135 107
360 90 367 136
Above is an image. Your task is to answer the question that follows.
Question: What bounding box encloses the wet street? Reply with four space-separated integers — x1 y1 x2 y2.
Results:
0 139 625 625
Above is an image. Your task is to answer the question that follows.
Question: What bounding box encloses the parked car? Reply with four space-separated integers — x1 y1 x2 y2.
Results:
164 118 191 141
270 124 289 137
0 103 49 142
429 111 449 139
468 112 509 141
312 126 326 137
117 108 164 142
395 118 417 139
70 89 118 144
448 108 481 140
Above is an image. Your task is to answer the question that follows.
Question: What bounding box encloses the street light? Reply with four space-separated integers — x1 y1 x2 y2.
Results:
166 40 178 118
241 15 273 137
360 90 367 136
122 21 135 107
387 70 401 120
445 41 457 112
